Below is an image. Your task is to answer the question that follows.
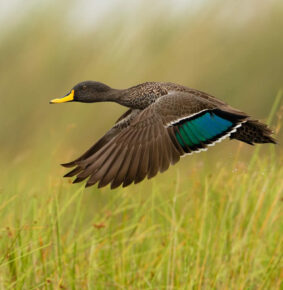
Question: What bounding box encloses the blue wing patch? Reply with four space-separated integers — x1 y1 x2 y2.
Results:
174 111 235 151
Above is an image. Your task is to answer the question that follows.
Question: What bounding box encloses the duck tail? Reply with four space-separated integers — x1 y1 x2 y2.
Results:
230 120 276 145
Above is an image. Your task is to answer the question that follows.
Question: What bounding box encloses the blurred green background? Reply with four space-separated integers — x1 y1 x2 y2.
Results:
0 0 282 183
0 1 282 287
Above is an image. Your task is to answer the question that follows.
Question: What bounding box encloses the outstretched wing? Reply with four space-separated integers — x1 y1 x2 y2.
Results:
64 92 248 189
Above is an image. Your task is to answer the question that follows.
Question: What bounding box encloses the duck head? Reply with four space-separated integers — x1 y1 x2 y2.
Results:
50 81 113 104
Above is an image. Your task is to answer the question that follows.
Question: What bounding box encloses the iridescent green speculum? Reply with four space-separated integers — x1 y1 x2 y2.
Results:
174 112 234 150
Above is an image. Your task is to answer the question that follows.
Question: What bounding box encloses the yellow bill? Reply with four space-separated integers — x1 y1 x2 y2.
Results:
50 90 74 104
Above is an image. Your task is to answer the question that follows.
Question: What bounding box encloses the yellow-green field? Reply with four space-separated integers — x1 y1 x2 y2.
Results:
0 0 282 288
0 139 282 288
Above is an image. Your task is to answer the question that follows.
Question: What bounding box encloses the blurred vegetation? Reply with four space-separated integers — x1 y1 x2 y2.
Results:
0 0 282 163
0 0 282 287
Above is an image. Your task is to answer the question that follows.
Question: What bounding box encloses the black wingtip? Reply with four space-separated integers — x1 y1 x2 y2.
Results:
85 181 96 188
73 177 84 184
97 182 106 189
110 181 121 189
64 166 81 178
61 162 77 168
64 172 73 178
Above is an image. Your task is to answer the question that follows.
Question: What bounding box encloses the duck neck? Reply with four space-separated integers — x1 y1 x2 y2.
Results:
88 89 124 104
97 88 147 109
105 88 136 108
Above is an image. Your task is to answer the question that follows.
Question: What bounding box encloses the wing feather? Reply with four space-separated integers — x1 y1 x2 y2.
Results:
111 147 135 189
122 143 142 187
86 144 124 187
98 146 128 188
63 91 249 189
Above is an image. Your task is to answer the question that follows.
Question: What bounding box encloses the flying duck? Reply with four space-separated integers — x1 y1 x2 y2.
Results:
50 81 276 189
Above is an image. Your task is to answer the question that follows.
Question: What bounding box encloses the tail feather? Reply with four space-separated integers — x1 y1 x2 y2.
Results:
230 120 276 145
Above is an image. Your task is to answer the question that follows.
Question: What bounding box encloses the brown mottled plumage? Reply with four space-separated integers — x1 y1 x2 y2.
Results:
50 81 276 189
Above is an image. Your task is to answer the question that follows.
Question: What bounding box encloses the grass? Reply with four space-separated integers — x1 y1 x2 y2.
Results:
0 136 282 289
0 2 283 287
